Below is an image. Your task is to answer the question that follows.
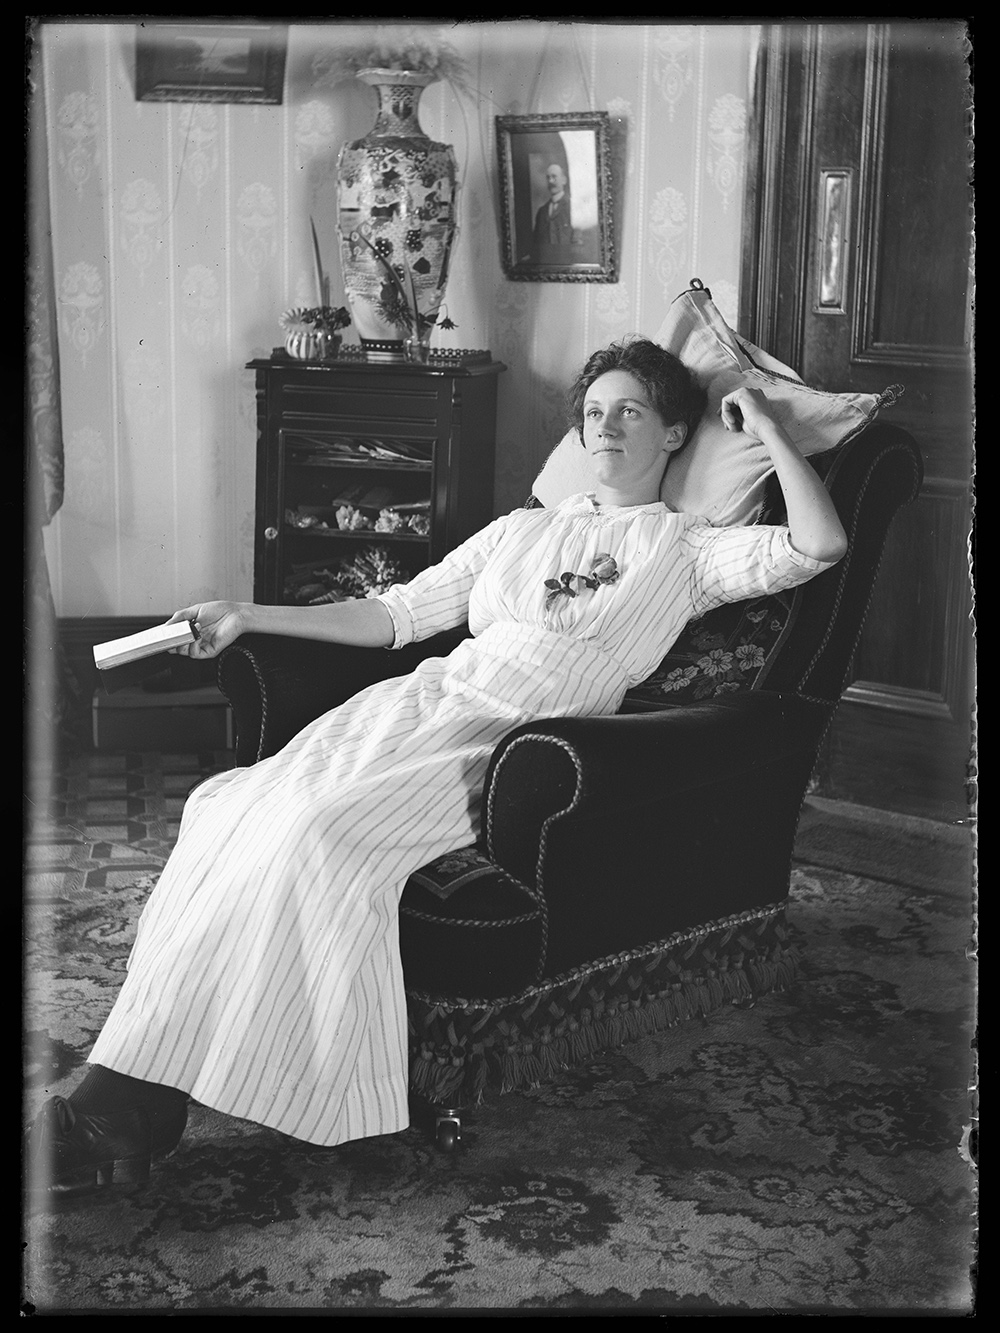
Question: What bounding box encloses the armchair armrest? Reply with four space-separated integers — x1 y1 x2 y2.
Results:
218 627 469 764
766 421 923 701
483 691 831 975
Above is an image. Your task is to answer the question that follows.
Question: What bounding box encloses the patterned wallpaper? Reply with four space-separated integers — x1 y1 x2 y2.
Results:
37 20 754 616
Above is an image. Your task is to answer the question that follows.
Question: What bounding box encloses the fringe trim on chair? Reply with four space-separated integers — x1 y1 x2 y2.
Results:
407 912 799 1107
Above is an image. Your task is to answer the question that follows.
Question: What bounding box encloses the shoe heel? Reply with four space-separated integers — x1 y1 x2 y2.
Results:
97 1154 151 1187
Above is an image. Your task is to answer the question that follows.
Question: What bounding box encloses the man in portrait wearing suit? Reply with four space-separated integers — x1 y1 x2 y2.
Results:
530 163 579 264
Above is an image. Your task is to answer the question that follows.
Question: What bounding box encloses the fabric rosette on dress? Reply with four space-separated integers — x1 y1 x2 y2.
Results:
544 553 620 607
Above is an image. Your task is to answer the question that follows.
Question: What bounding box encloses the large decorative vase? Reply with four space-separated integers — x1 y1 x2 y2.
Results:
336 68 458 362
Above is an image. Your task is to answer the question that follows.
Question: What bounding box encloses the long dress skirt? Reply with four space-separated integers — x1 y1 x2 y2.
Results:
89 622 628 1147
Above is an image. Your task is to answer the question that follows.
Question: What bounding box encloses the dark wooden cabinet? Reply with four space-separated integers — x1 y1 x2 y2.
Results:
247 352 505 606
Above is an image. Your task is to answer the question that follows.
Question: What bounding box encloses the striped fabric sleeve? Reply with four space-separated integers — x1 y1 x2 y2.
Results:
374 513 514 648
685 522 840 616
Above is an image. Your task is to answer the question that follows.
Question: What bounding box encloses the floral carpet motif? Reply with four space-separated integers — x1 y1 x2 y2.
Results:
23 753 977 1313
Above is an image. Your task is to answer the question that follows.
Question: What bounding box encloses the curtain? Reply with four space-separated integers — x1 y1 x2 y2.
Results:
27 35 81 762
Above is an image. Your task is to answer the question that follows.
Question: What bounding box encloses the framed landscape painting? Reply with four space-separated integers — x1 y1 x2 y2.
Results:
135 22 288 104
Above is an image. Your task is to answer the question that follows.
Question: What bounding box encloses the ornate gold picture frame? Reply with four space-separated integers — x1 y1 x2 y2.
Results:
496 112 616 283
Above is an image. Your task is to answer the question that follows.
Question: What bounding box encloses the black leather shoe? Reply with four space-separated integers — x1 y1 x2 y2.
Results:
25 1096 187 1200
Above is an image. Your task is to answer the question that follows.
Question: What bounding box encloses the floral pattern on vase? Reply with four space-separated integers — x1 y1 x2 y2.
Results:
336 69 458 358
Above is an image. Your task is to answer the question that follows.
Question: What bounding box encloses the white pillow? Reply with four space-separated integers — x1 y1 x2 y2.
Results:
532 283 901 525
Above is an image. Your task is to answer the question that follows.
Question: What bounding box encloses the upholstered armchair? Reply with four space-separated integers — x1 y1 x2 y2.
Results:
217 420 922 1149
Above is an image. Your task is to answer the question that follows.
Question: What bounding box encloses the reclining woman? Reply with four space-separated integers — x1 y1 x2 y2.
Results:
28 336 848 1198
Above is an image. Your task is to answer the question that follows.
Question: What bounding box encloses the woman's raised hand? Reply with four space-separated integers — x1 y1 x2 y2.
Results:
166 601 248 659
719 386 782 444
720 386 847 562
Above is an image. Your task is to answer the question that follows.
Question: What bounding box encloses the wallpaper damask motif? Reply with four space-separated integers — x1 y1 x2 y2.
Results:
36 20 752 616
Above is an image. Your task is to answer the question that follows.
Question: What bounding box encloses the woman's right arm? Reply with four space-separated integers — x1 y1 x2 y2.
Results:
719 386 848 563
166 597 395 661
168 510 516 661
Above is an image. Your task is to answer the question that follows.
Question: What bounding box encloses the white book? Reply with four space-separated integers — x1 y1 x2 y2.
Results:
93 620 198 670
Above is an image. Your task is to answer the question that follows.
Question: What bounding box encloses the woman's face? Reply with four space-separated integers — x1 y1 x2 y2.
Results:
582 370 684 492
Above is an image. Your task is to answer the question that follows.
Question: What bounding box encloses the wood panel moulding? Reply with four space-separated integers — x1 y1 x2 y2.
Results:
852 23 973 369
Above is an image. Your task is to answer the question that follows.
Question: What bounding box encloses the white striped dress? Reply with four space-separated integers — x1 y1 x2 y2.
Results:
90 495 835 1147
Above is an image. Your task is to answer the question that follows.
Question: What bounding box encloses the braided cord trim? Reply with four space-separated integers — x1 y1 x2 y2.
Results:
485 732 587 981
217 645 270 763
400 905 542 930
404 900 788 1011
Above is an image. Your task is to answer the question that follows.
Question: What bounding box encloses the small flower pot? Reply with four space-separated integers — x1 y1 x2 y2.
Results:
284 330 341 361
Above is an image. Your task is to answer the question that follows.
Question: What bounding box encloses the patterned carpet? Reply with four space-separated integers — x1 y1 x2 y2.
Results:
23 751 977 1313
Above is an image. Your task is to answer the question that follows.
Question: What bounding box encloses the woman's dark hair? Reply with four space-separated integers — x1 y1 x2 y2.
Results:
567 336 707 449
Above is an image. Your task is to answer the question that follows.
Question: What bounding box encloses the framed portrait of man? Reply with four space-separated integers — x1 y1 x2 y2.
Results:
496 112 616 282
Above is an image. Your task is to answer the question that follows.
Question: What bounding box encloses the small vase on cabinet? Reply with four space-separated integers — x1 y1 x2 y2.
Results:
279 304 351 362
336 68 458 361
284 330 341 362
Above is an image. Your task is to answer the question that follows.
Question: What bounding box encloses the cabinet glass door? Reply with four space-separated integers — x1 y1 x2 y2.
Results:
274 430 436 605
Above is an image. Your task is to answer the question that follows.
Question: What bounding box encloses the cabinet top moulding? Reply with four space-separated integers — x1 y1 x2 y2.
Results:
248 351 507 378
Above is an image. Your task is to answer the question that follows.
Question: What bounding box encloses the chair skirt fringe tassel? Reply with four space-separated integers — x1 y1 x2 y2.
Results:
407 904 798 1107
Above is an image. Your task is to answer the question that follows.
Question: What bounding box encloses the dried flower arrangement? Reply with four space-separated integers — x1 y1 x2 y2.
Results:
312 24 469 86
284 548 407 605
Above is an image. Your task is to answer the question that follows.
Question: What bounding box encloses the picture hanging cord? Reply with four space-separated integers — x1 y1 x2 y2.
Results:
524 26 553 116
525 23 597 115
474 23 599 241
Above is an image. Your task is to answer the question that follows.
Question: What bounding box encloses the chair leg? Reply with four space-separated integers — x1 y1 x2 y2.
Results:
432 1106 462 1152
409 1094 464 1151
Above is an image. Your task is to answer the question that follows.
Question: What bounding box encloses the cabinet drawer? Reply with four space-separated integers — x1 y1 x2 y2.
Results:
274 375 444 430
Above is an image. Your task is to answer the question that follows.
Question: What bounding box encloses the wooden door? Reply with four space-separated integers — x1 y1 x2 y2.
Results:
740 20 974 822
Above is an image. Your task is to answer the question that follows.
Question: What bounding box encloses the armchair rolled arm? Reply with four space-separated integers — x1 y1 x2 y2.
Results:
483 691 831 975
218 627 469 764
766 422 923 701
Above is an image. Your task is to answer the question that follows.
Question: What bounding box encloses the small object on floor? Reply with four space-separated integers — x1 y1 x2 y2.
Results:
25 1095 187 1203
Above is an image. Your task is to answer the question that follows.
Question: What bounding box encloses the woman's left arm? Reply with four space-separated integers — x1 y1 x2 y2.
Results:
720 386 848 563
